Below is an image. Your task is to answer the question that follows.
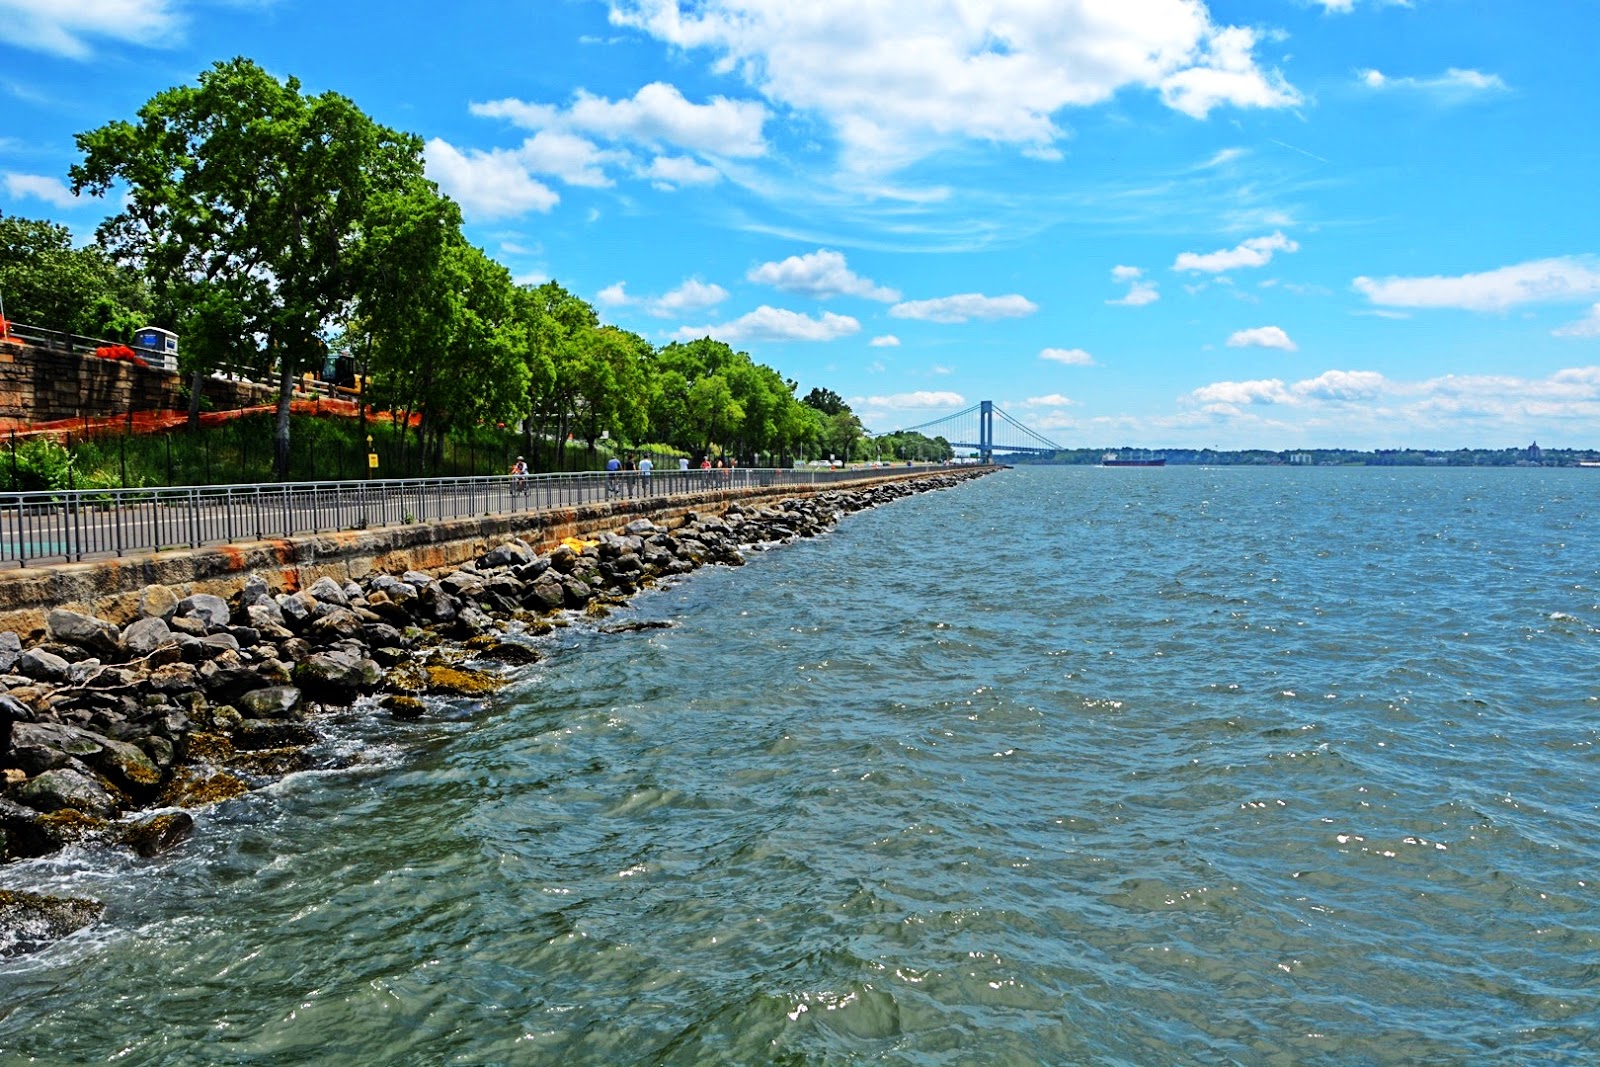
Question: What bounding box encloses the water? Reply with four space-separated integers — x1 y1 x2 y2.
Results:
3 467 1598 1064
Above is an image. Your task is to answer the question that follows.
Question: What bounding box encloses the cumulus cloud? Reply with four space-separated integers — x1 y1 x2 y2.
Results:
424 139 559 218
1174 231 1299 273
606 0 1300 171
472 82 768 158
1226 325 1298 351
861 390 965 410
748 249 900 301
1022 394 1073 407
598 278 729 317
1358 67 1510 101
1109 281 1160 306
1111 265 1143 281
641 155 721 187
2 172 80 209
890 293 1037 323
0 0 179 58
1354 257 1600 312
869 335 901 347
1040 347 1096 366
673 306 859 342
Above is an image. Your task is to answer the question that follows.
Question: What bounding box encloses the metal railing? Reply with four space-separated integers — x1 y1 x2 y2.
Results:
0 464 947 568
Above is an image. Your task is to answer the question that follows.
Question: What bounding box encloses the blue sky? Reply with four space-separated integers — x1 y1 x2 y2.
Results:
3 0 1598 450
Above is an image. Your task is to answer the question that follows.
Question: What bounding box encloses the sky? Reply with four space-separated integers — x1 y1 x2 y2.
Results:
3 0 1598 451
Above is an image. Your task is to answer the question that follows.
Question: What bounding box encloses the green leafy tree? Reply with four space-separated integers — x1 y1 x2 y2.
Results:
73 57 428 477
0 212 148 337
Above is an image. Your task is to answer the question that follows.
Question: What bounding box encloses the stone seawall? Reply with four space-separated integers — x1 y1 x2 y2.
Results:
0 469 959 640
0 338 273 430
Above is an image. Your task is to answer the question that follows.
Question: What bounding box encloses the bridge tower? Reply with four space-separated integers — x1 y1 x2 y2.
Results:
979 400 994 464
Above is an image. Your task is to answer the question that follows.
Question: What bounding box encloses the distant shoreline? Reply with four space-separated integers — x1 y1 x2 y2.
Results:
1013 445 1594 468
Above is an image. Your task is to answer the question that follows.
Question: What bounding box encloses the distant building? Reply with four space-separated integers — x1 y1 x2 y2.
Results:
1289 452 1313 465
1526 441 1543 465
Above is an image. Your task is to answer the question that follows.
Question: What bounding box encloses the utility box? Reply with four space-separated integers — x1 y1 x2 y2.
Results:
131 326 179 372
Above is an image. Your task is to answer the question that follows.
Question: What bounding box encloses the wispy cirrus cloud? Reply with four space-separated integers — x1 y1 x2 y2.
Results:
1554 304 1600 338
890 293 1037 323
0 0 179 59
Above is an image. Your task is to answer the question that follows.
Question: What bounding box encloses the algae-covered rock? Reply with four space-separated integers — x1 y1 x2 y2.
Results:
424 665 504 697
236 686 303 720
158 768 249 808
121 810 194 857
382 695 427 720
17 768 119 818
0 889 106 957
227 747 311 778
230 719 315 750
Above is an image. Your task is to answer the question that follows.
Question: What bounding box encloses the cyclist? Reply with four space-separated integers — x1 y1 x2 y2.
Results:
509 456 529 494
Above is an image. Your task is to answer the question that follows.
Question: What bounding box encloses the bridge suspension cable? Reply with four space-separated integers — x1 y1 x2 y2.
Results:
868 400 1060 458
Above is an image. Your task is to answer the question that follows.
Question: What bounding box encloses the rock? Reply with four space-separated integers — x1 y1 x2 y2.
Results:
0 631 22 672
306 576 349 607
137 584 180 621
230 719 315 750
122 615 176 657
309 608 365 644
238 574 274 608
481 541 534 569
424 665 504 697
17 648 70 683
46 609 122 656
169 615 209 638
146 662 200 694
383 695 426 720
247 600 286 629
158 768 249 808
17 768 119 818
93 737 163 794
401 570 433 589
561 576 594 608
176 593 231 629
293 650 376 703
276 590 318 626
526 575 567 612
623 518 660 536
236 686 303 720
0 888 106 957
417 584 460 622
120 811 194 857
549 545 578 573
200 632 241 654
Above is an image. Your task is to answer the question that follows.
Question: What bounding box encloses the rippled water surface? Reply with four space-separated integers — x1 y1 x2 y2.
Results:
3 467 1598 1064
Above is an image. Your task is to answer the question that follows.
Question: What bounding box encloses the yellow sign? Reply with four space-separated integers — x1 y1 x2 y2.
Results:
367 453 380 469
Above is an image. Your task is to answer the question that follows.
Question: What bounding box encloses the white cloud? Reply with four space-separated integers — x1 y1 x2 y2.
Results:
598 278 729 316
650 278 729 316
0 0 178 59
861 390 965 410
641 155 722 187
674 305 859 342
890 293 1037 323
1554 304 1600 338
606 0 1301 171
424 139 560 218
929 363 953 375
1175 231 1298 273
2 172 80 209
1358 67 1510 100
1111 265 1143 281
1040 347 1096 366
869 335 901 347
472 82 768 158
517 131 624 188
1226 325 1298 351
1022 394 1072 407
1354 257 1600 311
748 249 900 301
1108 281 1160 306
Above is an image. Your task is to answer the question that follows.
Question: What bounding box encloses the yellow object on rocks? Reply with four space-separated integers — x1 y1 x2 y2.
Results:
561 536 598 553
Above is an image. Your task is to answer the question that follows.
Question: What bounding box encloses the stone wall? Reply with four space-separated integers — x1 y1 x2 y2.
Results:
0 339 273 428
0 470 949 639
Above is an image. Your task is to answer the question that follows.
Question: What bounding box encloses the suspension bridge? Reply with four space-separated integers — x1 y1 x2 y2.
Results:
874 400 1060 462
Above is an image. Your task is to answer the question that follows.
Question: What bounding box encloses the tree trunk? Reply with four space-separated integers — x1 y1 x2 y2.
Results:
274 361 294 480
186 368 205 432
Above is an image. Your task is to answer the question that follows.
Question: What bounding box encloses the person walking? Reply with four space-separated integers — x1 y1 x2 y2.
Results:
638 455 653 491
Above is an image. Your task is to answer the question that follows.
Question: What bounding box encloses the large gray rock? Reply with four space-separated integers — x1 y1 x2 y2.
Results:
480 540 534 569
176 594 230 629
137 584 180 621
276 590 318 627
623 518 660 536
46 609 121 656
526 575 567 612
236 686 303 720
17 768 119 818
306 576 349 607
293 650 381 703
246 600 286 629
238 574 274 609
121 615 175 657
17 648 70 683
309 608 364 644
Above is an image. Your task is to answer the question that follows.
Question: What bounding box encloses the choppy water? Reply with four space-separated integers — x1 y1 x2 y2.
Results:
3 466 1598 1065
